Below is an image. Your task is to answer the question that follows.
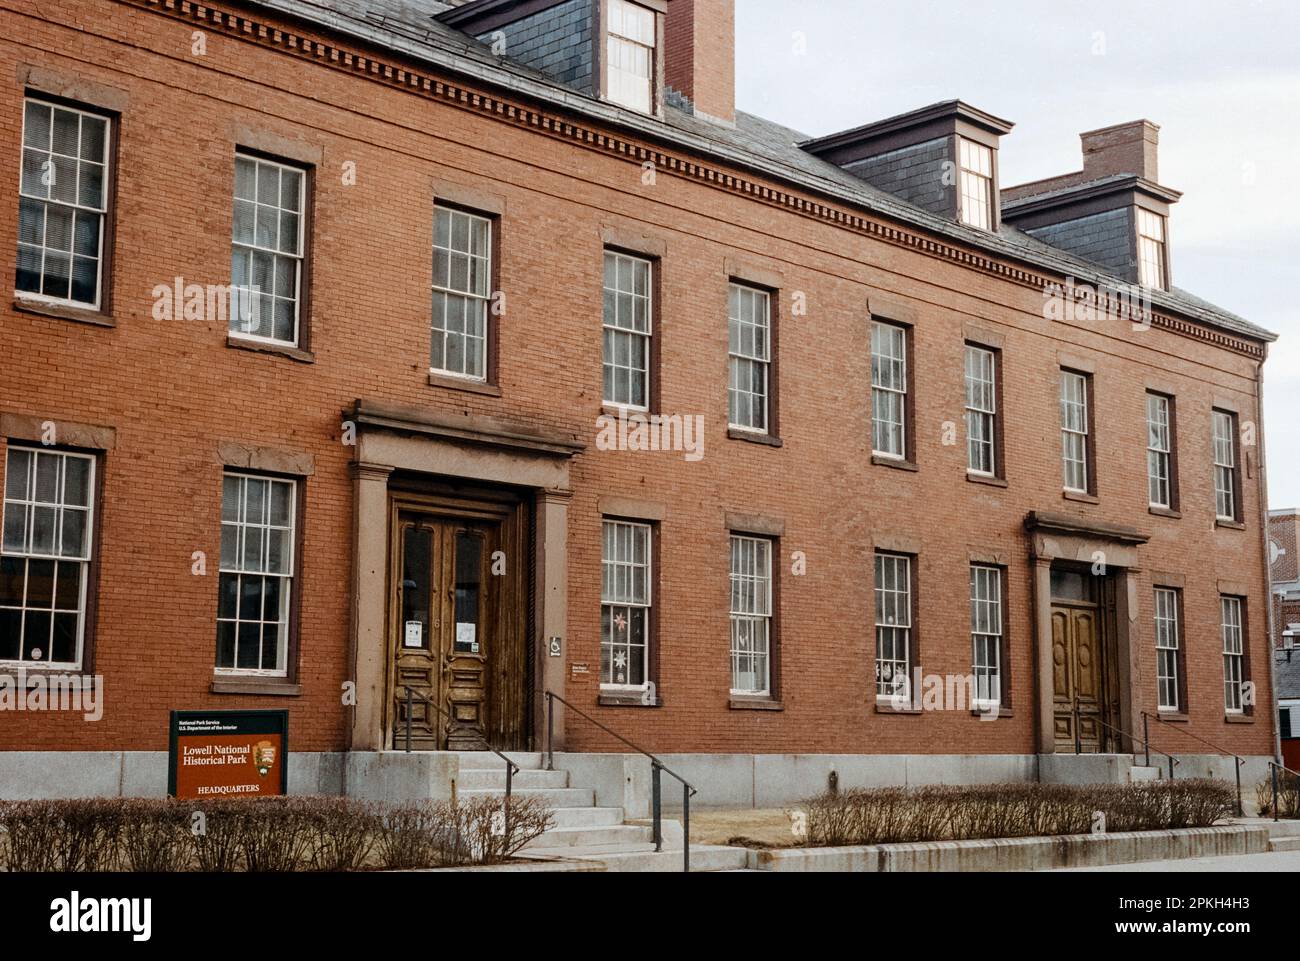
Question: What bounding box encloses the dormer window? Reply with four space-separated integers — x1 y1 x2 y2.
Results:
606 0 657 113
1136 208 1167 290
958 137 994 230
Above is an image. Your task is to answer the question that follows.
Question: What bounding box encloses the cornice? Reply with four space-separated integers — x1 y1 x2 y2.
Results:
112 0 1266 361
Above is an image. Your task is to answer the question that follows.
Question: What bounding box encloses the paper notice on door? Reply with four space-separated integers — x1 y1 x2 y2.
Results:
457 622 477 652
404 621 423 648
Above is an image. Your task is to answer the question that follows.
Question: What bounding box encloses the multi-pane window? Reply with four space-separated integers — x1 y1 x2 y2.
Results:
1154 588 1181 711
431 206 491 380
0 448 95 667
1136 208 1167 290
602 251 652 409
874 553 912 697
1221 596 1245 713
231 153 305 345
728 284 771 432
17 98 110 309
1147 393 1173 508
871 322 907 458
606 0 656 113
970 565 1002 707
1060 370 1090 492
729 535 772 695
1212 410 1238 521
965 345 996 475
218 473 295 675
958 138 994 231
601 520 651 688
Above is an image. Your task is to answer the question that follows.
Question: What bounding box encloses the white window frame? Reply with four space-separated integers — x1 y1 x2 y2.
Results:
216 472 296 677
1212 410 1238 522
728 283 771 433
1060 370 1090 493
1147 393 1173 509
602 250 653 411
958 137 994 231
230 152 306 348
965 344 997 476
874 553 912 698
871 322 907 459
729 534 773 696
1154 587 1180 712
1136 208 1167 290
605 0 656 114
600 519 651 691
16 97 111 311
0 446 96 670
1222 596 1245 714
970 565 1002 709
431 205 492 382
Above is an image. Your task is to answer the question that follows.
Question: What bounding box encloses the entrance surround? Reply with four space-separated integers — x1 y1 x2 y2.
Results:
346 400 584 752
1024 511 1148 754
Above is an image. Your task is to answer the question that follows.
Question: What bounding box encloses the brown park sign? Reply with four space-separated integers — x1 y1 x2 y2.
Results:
168 710 288 799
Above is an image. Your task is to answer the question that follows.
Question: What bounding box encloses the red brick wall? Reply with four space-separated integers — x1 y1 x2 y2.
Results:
1270 513 1298 583
0 0 1274 759
664 0 734 122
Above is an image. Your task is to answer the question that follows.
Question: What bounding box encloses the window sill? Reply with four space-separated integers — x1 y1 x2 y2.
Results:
1062 490 1099 505
871 454 916 472
1223 712 1254 724
1156 711 1189 723
598 691 661 708
210 678 302 696
970 706 1013 719
728 427 783 448
966 471 1007 488
13 295 115 328
729 696 783 711
874 697 922 716
601 403 651 419
1149 506 1182 519
0 665 100 687
1215 518 1246 531
429 371 501 397
227 334 314 364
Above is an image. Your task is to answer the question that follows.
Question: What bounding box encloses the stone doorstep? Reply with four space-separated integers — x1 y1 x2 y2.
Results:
751 824 1271 872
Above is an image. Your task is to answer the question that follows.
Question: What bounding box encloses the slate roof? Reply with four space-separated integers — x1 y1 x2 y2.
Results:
245 0 1275 344
1277 648 1300 700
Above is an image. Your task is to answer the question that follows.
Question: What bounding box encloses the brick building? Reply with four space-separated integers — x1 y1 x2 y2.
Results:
0 0 1281 800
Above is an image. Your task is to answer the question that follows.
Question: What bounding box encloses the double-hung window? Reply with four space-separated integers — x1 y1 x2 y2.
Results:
17 98 110 309
218 473 295 675
1060 370 1090 493
728 284 771 432
729 535 772 695
1221 596 1246 713
0 447 95 668
1154 587 1181 711
970 565 1002 708
231 153 305 346
958 138 994 231
871 322 907 459
965 345 997 475
1147 393 1173 509
431 205 492 380
601 520 651 689
606 0 656 113
1212 409 1238 522
1136 209 1167 290
602 251 652 409
874 553 912 697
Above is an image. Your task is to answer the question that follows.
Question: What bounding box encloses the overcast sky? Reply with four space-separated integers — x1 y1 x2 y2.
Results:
735 0 1300 509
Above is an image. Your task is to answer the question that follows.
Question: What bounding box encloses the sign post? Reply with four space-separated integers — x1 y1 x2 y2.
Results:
167 710 289 799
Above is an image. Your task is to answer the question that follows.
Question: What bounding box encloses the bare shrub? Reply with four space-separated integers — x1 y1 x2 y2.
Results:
119 799 193 872
1255 774 1300 819
303 798 378 872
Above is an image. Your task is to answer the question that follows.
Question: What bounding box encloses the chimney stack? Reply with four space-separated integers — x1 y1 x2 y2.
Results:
665 0 735 124
1081 120 1160 182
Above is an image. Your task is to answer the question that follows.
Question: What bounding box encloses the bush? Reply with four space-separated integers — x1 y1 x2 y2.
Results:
802 779 1235 847
0 793 553 872
1255 774 1300 819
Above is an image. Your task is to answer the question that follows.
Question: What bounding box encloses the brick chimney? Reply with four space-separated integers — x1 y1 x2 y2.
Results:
1081 120 1160 182
665 0 735 124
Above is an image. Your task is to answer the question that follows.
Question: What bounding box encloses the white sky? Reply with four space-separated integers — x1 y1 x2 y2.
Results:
735 0 1300 508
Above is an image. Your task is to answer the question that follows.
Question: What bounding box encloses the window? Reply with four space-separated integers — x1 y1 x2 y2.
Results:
958 138 994 231
601 520 651 689
17 98 110 309
218 473 295 675
1060 370 1090 493
606 0 656 113
965 345 997 475
970 565 1002 708
871 322 907 458
1221 596 1246 713
1146 393 1173 509
0 447 95 668
431 205 492 380
1154 587 1181 711
874 553 912 697
728 284 771 432
1212 409 1238 521
1136 208 1167 290
602 251 652 409
231 153 305 346
730 535 772 695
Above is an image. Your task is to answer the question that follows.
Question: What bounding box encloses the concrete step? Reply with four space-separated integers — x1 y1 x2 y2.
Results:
550 806 626 829
460 786 595 807
452 751 545 771
545 843 750 873
1270 836 1300 852
526 824 654 849
458 768 569 790
1264 819 1300 838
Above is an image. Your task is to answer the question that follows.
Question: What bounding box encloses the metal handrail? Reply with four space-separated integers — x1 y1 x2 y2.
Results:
1267 760 1300 823
1089 714 1180 780
1143 711 1246 816
402 686 521 807
544 690 697 872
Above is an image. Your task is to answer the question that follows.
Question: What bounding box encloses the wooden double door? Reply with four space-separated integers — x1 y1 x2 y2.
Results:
388 491 529 752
